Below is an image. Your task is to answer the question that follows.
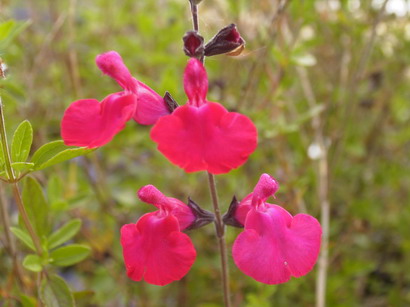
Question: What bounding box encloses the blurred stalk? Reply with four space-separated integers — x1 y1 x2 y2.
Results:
296 51 329 307
239 0 291 110
333 0 389 167
0 182 26 288
281 20 330 307
67 0 83 97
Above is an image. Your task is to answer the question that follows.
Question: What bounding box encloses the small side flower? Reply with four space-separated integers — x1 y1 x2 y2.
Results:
227 174 322 284
120 185 213 286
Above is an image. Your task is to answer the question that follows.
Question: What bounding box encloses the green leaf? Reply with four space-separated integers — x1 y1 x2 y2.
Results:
0 20 16 42
48 219 82 250
0 140 4 167
40 274 75 307
10 226 35 251
31 140 95 171
21 176 49 238
11 120 33 163
19 294 37 307
50 244 90 267
11 162 34 172
47 175 63 205
23 254 43 272
0 20 30 50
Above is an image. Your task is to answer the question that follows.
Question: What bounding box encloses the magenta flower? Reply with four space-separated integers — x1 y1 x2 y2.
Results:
120 185 198 286
61 51 170 148
150 58 257 174
229 174 322 284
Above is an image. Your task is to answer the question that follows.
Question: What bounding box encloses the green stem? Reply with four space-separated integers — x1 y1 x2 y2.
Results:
0 97 43 256
207 172 231 307
0 98 15 181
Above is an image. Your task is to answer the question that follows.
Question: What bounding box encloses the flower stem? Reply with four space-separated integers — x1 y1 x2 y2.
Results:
0 182 25 287
189 0 199 32
0 97 43 256
207 172 231 307
188 2 230 305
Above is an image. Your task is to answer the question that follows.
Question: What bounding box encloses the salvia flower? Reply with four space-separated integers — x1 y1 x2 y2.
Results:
61 51 169 148
121 185 213 286
150 58 257 174
228 174 322 285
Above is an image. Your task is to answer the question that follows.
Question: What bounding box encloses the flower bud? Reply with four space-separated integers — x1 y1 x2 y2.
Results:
164 92 179 112
204 24 245 57
222 196 244 228
183 31 205 59
185 198 215 231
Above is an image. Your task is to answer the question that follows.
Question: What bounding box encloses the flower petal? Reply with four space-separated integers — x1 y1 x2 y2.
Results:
232 205 321 284
150 102 257 174
184 58 208 106
133 81 170 125
138 185 195 230
96 51 136 92
121 213 196 286
61 93 136 148
251 173 279 206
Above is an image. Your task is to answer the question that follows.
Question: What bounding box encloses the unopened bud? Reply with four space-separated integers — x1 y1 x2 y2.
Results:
222 196 244 228
164 92 179 112
204 24 245 57
183 31 205 59
185 198 215 231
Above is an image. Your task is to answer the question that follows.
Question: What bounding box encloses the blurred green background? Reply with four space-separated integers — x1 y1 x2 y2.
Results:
1 0 410 306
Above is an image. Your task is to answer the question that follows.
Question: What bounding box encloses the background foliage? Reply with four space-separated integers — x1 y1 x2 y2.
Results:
1 0 410 306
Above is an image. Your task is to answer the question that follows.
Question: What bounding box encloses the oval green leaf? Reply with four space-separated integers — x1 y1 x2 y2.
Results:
12 162 34 172
10 226 35 251
21 176 49 238
48 219 82 250
23 254 42 272
40 274 75 307
11 120 33 163
49 244 90 267
31 140 95 171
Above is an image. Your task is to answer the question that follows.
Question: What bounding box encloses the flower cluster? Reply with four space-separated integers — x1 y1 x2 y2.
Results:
60 24 321 289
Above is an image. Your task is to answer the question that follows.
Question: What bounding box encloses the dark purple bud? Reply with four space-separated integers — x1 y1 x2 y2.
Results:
164 92 179 112
184 198 215 231
183 31 205 59
222 196 244 228
204 24 245 57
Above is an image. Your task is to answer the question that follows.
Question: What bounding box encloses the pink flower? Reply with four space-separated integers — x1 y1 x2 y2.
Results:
230 174 322 284
61 51 169 148
150 58 257 174
120 185 197 286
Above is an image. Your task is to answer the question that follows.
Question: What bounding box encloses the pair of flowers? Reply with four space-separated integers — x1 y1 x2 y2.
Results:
121 174 321 286
60 51 321 286
61 51 257 175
